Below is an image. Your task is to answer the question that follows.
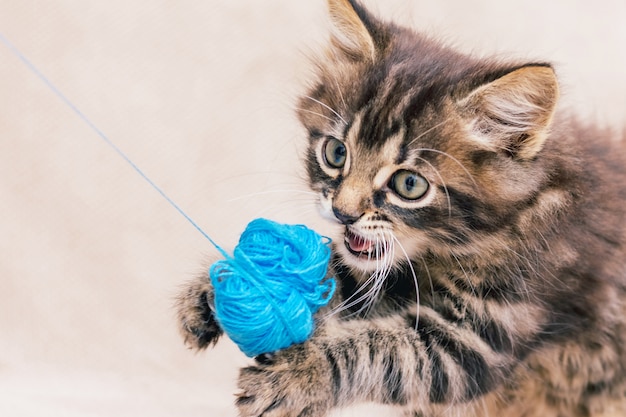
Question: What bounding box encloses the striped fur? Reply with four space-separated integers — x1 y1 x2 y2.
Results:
177 1 626 415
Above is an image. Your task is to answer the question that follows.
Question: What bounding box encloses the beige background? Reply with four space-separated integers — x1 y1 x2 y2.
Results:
1 1 625 416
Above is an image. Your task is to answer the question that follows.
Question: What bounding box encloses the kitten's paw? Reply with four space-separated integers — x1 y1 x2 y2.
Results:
236 345 333 417
176 275 223 350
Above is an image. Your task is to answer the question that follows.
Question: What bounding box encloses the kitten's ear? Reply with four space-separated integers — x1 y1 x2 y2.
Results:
458 65 559 160
327 0 377 61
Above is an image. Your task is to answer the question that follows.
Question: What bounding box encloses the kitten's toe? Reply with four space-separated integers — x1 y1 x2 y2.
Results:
176 281 223 350
236 366 286 417
254 352 276 365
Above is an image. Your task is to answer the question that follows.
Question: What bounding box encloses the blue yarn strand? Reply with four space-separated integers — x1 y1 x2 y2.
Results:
0 32 228 258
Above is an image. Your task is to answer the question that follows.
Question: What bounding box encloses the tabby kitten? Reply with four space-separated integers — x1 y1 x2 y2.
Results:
177 0 626 416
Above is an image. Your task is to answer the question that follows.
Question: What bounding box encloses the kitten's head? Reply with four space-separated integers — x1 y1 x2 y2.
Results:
299 0 559 277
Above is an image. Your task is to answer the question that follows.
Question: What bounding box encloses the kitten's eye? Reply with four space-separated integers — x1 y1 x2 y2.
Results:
389 170 429 200
323 137 347 169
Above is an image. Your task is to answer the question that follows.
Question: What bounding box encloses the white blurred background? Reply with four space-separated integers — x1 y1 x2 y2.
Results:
1 1 624 416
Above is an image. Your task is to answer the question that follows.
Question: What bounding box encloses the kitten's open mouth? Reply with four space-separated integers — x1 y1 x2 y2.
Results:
344 229 386 259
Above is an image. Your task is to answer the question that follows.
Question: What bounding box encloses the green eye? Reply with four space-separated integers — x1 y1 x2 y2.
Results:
323 137 347 169
390 170 429 200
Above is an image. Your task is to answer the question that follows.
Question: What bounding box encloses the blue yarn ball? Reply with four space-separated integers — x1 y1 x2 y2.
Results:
209 218 336 357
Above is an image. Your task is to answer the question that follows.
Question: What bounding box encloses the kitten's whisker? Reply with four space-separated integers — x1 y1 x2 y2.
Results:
391 235 420 329
330 77 348 117
359 241 381 316
450 251 478 298
302 95 347 125
407 118 451 147
216 170 300 181
244 195 319 219
340 278 381 318
326 267 381 318
366 234 389 313
295 107 337 123
415 147 479 190
501 245 544 299
418 254 435 312
354 230 393 317
369 231 396 312
227 189 318 203
258 206 319 220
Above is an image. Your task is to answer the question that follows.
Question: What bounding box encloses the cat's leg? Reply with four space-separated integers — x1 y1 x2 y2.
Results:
235 306 531 417
176 270 223 350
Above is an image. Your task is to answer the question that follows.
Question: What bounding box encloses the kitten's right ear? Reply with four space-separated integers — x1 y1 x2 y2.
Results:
327 0 377 61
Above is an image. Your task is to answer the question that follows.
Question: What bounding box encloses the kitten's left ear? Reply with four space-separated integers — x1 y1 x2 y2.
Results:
458 65 559 160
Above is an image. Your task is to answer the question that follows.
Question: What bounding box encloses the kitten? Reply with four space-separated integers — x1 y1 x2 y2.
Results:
177 0 626 416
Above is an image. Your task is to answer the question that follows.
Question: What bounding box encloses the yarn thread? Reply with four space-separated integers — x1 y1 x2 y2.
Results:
0 33 336 358
210 218 335 357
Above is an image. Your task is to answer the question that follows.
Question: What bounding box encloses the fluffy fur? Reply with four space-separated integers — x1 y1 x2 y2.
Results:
177 1 626 416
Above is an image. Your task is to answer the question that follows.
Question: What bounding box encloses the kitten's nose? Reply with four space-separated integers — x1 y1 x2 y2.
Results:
332 207 361 225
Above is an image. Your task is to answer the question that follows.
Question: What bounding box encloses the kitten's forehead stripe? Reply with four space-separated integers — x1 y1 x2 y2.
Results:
395 142 409 165
340 118 353 141
344 112 363 149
